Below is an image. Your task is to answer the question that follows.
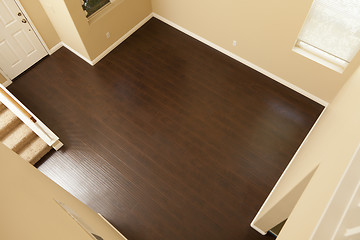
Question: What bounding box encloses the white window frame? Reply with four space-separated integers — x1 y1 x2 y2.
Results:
293 40 348 73
293 0 360 74
81 0 114 19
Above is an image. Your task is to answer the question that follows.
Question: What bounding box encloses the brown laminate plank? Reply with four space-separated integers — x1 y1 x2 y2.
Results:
8 18 323 240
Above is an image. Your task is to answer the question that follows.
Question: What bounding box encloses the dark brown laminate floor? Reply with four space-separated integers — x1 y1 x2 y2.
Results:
9 18 324 240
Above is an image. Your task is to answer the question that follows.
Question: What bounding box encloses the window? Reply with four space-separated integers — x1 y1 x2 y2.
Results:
294 0 360 73
82 0 111 18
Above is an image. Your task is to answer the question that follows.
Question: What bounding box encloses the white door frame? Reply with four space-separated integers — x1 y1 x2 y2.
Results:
0 0 50 87
13 0 50 55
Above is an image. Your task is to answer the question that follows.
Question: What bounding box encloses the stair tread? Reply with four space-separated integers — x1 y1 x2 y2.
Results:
19 137 51 165
2 123 36 153
0 104 54 165
0 102 6 112
0 108 21 137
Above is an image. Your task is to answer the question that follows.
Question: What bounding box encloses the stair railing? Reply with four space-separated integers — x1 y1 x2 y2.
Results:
0 84 63 150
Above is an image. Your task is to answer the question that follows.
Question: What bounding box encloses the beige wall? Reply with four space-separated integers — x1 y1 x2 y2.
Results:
40 0 152 61
0 143 126 240
17 0 360 101
19 0 60 49
151 0 360 102
252 64 360 239
64 0 152 60
39 0 90 59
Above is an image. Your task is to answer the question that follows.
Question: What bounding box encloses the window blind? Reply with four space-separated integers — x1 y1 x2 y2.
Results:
298 0 360 63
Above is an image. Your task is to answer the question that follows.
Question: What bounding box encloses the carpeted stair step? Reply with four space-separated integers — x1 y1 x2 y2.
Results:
18 137 51 165
0 108 21 138
0 102 6 112
1 123 37 153
0 103 52 165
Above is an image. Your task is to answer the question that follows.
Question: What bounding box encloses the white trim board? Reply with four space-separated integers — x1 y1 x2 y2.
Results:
153 13 328 107
49 42 63 55
91 13 153 65
57 11 328 106
61 13 153 66
62 42 94 65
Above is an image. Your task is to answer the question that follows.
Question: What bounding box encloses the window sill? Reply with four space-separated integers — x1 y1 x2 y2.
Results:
292 45 347 74
87 0 125 25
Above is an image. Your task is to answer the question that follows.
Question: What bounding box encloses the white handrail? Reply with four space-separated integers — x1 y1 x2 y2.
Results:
0 84 63 150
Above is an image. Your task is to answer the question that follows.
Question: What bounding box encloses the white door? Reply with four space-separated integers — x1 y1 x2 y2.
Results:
0 0 47 79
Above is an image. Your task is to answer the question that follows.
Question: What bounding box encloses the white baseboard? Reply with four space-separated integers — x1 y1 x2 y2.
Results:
56 11 328 107
62 42 94 66
49 42 63 55
2 79 12 87
153 13 328 107
61 13 153 66
91 13 153 65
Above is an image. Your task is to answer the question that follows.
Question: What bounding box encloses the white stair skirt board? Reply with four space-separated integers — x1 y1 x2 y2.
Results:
152 13 328 107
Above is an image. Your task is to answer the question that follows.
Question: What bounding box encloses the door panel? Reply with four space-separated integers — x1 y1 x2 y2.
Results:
0 0 47 79
14 30 36 56
0 0 15 25
0 40 18 66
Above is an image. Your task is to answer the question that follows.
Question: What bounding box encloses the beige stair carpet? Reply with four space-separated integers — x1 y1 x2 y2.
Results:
3 123 36 153
0 102 6 112
0 103 51 165
0 108 21 138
